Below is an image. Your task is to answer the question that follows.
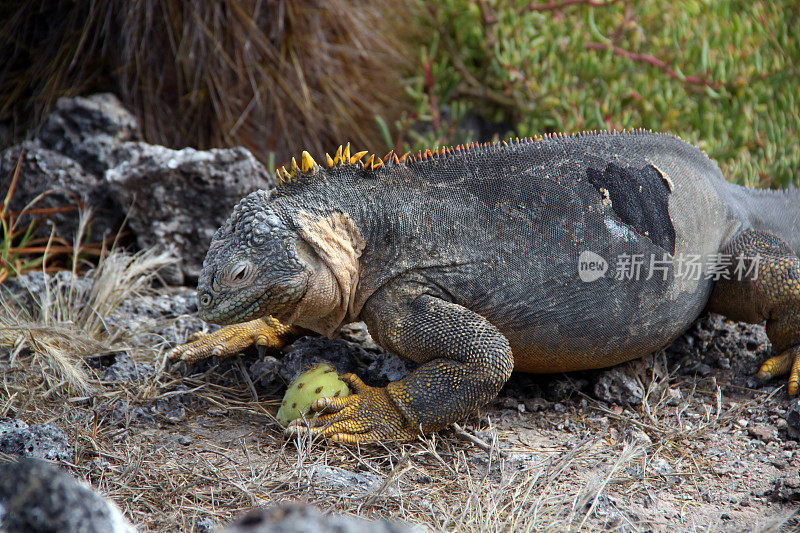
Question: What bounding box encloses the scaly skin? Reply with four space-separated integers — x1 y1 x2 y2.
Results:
706 230 800 394
169 131 800 443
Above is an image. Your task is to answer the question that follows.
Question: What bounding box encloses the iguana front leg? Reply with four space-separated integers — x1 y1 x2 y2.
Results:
286 292 514 443
169 316 304 363
707 230 800 394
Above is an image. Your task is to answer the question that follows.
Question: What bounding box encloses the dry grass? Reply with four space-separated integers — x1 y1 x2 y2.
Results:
0 233 173 396
1 256 797 531
4 358 797 530
0 1 412 165
0 150 111 282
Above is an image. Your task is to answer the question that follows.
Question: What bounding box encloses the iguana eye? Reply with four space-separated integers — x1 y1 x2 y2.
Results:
231 264 250 282
225 262 254 285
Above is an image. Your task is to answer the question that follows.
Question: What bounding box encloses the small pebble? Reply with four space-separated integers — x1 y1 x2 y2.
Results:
651 457 674 475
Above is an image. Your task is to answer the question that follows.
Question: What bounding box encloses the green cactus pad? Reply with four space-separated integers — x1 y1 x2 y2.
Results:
276 363 351 425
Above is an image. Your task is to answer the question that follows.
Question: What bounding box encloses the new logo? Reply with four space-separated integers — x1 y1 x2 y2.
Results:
578 251 608 282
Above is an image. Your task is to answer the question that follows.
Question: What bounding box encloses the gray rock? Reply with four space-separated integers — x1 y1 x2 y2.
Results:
278 337 367 383
786 398 800 439
523 397 550 412
584 494 629 531
593 364 645 406
107 385 204 428
108 288 206 349
105 143 273 283
176 435 194 446
766 476 800 502
307 465 399 498
4 93 277 287
0 418 73 461
339 322 383 352
195 516 217 533
250 356 283 392
0 141 122 242
113 288 198 321
108 402 156 428
154 387 204 415
543 376 586 402
1 267 204 367
88 458 112 474
38 93 140 176
86 351 152 382
366 353 410 385
172 334 410 413
0 457 136 533
747 423 777 442
0 94 139 245
340 324 411 384
1 270 201 353
667 313 769 390
624 428 653 446
650 457 674 476
278 336 409 387
0 270 92 304
160 406 187 423
221 502 421 533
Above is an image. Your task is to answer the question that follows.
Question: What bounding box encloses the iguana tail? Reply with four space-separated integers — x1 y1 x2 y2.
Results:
724 183 800 256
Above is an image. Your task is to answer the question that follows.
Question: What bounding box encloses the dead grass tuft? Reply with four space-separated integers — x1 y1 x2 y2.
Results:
0 0 412 164
1 150 111 282
0 234 172 395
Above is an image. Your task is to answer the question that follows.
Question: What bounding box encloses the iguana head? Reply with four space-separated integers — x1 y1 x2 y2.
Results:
197 145 375 331
196 189 310 325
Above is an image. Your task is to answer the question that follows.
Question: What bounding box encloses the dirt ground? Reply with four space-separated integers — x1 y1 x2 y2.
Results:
2 276 800 532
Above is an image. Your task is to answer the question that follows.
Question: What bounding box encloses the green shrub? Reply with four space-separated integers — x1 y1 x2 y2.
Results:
403 0 799 187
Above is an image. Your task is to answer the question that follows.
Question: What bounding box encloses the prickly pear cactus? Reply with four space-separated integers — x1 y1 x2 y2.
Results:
276 363 351 425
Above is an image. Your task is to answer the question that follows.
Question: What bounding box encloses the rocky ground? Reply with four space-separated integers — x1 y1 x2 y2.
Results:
2 269 799 531
1 95 799 531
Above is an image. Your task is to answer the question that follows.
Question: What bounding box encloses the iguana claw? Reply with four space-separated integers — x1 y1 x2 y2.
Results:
757 346 800 395
285 374 419 443
168 316 298 363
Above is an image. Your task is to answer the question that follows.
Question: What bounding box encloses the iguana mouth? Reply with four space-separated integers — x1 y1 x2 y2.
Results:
253 283 308 325
271 297 302 324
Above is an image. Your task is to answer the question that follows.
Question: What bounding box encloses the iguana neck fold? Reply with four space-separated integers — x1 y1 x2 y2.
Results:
290 210 365 335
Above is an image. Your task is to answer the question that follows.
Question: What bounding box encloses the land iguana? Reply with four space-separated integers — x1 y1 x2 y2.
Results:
169 131 800 443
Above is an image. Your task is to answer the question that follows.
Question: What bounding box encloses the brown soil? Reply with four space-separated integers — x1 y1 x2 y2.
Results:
3 305 800 532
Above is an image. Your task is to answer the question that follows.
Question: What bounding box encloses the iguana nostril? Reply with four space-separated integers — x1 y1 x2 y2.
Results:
199 293 213 308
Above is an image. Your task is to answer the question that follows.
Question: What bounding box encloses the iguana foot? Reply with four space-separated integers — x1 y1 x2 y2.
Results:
284 374 419 443
707 230 800 396
169 316 300 363
758 346 800 395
